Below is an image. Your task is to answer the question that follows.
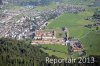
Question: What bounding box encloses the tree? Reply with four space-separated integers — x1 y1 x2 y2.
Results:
96 26 99 30
93 9 100 19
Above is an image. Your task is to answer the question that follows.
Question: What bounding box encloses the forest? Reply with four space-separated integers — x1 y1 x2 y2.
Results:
0 38 56 66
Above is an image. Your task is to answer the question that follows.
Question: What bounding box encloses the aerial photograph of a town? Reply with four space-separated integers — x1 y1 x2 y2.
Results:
0 0 100 66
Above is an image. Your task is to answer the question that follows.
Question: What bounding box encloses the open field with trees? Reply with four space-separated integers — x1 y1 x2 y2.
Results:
41 7 100 59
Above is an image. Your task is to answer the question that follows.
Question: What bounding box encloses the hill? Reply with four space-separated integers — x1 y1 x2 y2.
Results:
0 38 57 66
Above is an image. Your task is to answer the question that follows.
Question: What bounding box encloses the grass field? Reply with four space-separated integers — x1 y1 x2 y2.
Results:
47 12 93 38
40 45 68 58
80 30 100 56
40 44 68 53
41 48 67 59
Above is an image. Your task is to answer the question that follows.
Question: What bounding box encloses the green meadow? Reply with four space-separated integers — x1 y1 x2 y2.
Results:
80 30 100 56
40 45 68 59
40 44 68 53
47 12 93 38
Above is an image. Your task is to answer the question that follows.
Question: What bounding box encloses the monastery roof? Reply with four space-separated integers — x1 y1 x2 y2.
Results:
35 30 55 37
